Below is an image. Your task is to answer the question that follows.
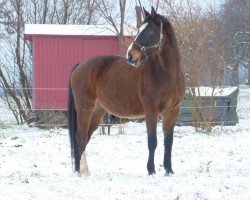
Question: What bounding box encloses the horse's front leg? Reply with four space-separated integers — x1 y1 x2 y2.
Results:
162 108 180 176
145 114 158 175
163 124 174 176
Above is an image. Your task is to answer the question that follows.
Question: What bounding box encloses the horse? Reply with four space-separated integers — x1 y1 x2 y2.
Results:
68 7 185 176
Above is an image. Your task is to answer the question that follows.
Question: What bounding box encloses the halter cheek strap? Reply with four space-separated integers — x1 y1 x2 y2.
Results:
134 21 164 59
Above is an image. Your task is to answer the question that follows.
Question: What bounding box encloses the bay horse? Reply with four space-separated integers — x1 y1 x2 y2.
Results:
68 7 185 176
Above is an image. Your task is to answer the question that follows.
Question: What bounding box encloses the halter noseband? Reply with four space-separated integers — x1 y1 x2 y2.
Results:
134 21 164 59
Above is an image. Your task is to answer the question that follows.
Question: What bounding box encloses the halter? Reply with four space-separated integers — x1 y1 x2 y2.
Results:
133 21 164 59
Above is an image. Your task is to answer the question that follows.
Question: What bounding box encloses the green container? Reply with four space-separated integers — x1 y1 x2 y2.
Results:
177 87 239 126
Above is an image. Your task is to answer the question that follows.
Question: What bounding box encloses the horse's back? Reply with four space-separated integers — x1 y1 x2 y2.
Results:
71 55 145 118
71 55 120 85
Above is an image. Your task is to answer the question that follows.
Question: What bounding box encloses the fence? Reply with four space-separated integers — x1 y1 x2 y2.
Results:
1 85 249 130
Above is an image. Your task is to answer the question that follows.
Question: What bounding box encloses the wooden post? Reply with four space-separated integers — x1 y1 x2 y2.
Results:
135 6 142 29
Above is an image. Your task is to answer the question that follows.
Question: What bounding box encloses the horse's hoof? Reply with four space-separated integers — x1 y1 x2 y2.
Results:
80 151 90 176
164 172 173 177
80 169 90 177
77 171 90 177
148 171 156 176
165 168 174 176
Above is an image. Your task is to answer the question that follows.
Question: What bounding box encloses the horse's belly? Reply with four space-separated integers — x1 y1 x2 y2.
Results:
105 105 145 119
96 90 144 119
95 64 144 118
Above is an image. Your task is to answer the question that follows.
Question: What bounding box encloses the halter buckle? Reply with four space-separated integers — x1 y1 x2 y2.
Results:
140 46 146 52
158 41 162 48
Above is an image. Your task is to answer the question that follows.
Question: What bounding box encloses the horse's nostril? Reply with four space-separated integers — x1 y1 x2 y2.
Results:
127 53 133 63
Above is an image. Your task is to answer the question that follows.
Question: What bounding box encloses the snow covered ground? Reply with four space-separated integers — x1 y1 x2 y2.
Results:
0 86 250 200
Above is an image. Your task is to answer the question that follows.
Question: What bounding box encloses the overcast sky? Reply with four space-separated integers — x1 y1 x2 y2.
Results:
133 0 224 10
123 0 225 27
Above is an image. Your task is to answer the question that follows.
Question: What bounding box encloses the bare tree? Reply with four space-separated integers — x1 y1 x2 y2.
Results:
157 0 229 132
0 0 31 123
0 0 99 124
25 0 98 25
218 0 250 85
95 0 129 56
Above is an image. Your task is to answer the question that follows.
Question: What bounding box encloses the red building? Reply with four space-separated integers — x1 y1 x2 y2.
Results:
24 24 132 111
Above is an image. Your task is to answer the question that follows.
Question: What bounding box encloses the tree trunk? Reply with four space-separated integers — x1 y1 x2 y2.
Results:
135 6 142 29
247 61 250 85
231 62 239 86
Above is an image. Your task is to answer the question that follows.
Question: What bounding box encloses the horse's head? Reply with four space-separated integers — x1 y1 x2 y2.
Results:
127 7 163 67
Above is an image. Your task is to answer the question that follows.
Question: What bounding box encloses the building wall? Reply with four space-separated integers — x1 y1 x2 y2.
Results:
32 35 121 110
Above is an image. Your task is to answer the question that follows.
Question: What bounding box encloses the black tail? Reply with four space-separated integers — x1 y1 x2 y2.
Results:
68 64 80 171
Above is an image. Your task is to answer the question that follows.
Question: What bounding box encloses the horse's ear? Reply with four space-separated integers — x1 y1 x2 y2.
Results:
143 7 150 17
151 6 157 18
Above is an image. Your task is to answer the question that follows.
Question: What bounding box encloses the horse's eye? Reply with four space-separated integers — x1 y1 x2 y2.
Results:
145 30 154 36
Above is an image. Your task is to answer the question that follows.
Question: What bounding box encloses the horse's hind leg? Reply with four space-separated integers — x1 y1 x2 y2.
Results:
76 103 105 176
87 103 106 142
75 105 95 176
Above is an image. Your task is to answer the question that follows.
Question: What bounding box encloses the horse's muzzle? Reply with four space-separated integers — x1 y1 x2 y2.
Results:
126 46 144 67
127 53 133 63
127 56 142 68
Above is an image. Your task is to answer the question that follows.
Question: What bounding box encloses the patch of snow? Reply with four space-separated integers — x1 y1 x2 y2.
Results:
0 100 16 125
188 86 238 97
0 86 250 200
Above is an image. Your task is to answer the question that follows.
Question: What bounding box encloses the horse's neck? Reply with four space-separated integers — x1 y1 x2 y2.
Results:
150 37 181 85
158 48 180 68
159 31 180 70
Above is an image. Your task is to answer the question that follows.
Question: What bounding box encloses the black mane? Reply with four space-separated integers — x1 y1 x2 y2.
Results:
142 13 172 30
157 14 172 27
